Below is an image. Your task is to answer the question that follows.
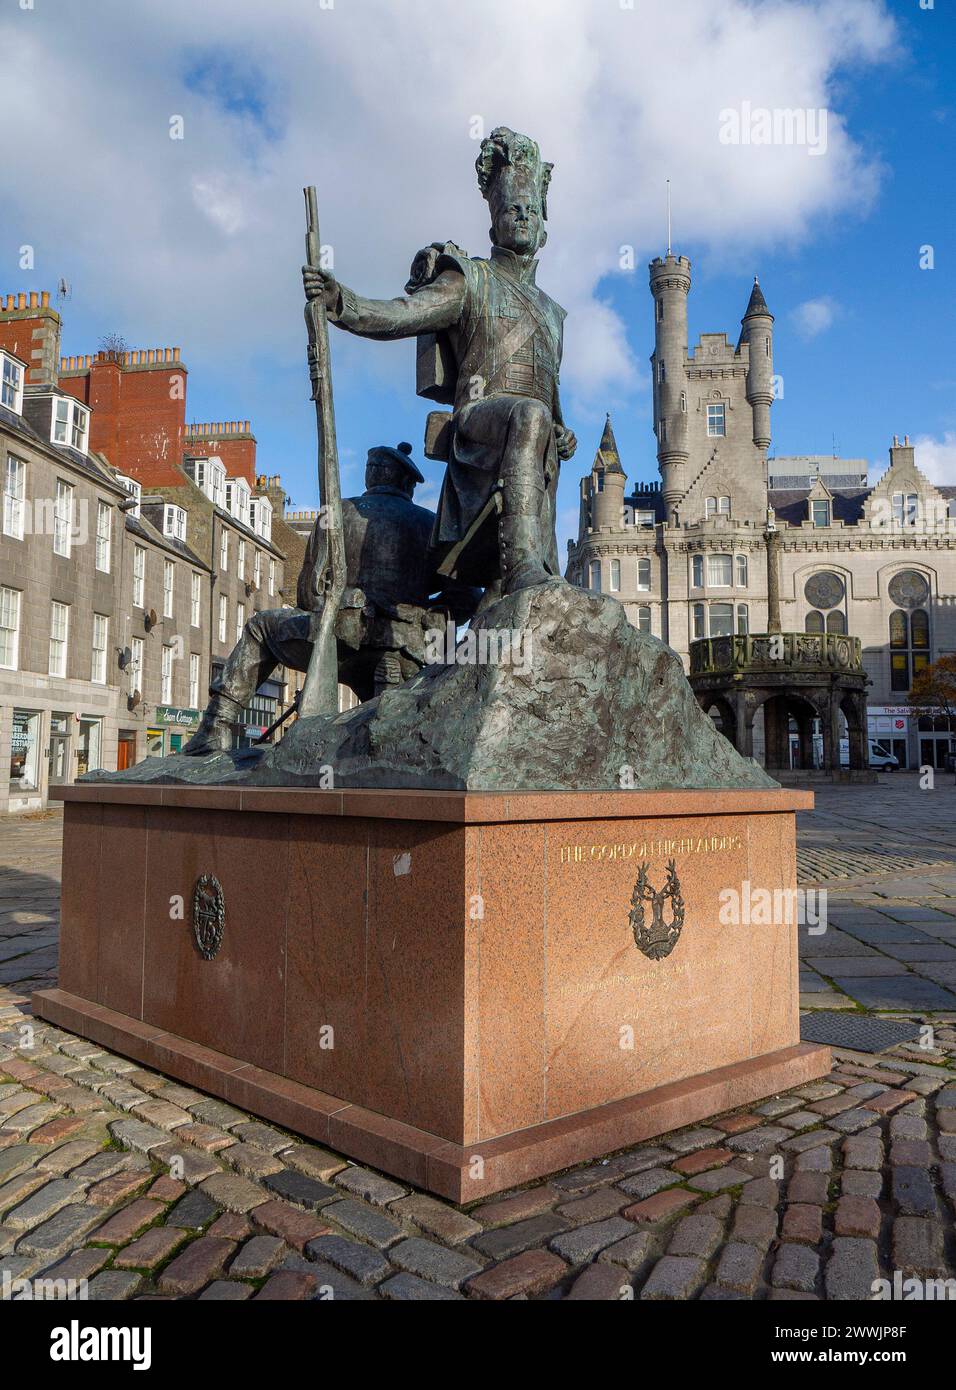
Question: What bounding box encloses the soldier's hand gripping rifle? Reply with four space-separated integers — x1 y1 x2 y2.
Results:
299 186 347 718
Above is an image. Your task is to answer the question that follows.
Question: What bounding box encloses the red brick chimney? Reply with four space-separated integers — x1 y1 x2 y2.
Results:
0 291 61 385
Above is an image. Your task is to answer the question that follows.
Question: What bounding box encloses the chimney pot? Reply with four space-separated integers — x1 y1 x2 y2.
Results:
29 291 37 308
17 293 26 309
41 291 49 307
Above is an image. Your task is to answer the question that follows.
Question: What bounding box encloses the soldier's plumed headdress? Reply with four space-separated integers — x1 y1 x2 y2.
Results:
475 127 553 221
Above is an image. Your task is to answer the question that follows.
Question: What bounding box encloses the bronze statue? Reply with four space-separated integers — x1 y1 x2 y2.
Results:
303 126 577 601
183 443 477 755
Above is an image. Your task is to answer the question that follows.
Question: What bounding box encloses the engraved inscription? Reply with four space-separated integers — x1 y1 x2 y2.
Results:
559 833 741 866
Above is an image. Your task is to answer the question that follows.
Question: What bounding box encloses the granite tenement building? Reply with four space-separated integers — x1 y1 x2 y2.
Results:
0 291 304 813
567 254 956 771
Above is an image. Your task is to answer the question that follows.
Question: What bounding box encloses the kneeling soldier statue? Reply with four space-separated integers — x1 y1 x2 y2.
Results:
184 442 477 755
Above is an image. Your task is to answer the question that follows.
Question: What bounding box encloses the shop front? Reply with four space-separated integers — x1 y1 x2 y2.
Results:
867 706 910 769
148 705 201 757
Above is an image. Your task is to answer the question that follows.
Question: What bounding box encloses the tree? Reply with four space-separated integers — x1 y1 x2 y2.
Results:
909 653 956 720
98 332 128 356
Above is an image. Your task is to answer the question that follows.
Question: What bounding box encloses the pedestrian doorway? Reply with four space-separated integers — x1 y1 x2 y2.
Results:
47 712 71 786
917 715 955 770
117 732 137 771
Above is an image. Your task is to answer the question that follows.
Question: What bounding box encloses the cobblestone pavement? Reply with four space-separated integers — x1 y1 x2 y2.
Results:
1 781 955 1301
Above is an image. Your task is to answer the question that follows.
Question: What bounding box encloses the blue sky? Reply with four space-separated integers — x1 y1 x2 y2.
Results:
3 0 953 545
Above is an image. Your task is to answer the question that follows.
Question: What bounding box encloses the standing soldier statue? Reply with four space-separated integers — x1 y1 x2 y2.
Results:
303 126 577 601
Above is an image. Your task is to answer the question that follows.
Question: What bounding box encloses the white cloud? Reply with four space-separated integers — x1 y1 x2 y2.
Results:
914 433 956 486
0 0 896 419
791 296 840 339
190 176 248 237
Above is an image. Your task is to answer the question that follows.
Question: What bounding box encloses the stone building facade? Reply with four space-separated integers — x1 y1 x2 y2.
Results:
567 254 956 771
0 291 304 812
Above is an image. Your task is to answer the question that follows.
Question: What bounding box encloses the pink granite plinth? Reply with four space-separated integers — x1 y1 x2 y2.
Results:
34 783 828 1200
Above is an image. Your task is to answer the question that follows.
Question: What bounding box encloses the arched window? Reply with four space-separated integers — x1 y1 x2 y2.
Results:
680 391 687 413
705 496 716 518
636 606 651 634
736 603 749 635
736 554 748 588
912 609 929 649
805 571 846 634
636 557 651 591
718 496 731 516
609 558 621 592
589 560 601 593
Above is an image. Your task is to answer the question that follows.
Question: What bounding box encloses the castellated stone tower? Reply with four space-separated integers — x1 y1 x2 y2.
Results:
649 253 691 521
738 277 774 450
589 414 627 529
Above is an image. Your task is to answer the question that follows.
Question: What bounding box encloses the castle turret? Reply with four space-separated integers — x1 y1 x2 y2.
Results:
739 276 774 451
649 254 691 521
590 414 627 529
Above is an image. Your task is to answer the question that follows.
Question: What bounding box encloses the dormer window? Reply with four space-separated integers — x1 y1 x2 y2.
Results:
186 456 227 507
210 460 225 507
163 505 186 542
811 499 830 528
250 495 272 541
225 478 251 526
52 397 90 453
891 492 918 527
116 474 141 518
186 458 206 490
1 353 24 413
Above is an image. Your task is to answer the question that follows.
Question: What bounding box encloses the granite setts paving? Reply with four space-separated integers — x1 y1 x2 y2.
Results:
1 782 956 1300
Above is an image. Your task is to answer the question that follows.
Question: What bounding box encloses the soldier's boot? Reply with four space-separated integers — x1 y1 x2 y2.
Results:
499 484 550 594
474 580 504 616
182 693 244 756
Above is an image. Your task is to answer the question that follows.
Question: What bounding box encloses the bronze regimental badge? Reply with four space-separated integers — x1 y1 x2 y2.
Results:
629 859 685 960
192 874 225 960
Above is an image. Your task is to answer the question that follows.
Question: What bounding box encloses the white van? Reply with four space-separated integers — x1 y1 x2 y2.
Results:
868 739 899 770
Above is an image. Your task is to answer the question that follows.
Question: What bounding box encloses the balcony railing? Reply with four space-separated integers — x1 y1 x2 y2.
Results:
689 631 864 677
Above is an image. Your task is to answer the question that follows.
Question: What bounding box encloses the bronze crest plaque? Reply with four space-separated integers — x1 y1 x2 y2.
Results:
629 859 685 960
192 874 225 960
